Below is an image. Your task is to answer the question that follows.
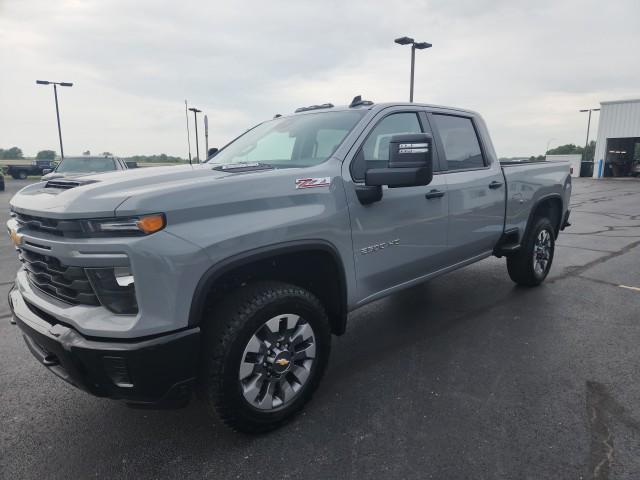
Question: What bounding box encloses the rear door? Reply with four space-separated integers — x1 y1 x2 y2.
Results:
343 107 449 304
430 112 504 261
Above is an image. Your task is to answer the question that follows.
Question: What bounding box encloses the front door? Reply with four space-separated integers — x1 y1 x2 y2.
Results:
343 108 449 305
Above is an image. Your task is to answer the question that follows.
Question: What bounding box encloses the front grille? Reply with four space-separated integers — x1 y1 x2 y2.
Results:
19 248 99 306
13 212 83 237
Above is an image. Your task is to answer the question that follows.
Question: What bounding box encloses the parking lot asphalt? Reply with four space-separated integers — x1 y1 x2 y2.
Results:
1 177 639 479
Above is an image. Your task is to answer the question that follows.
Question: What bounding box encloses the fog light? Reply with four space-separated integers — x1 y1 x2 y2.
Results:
86 267 138 315
114 267 134 287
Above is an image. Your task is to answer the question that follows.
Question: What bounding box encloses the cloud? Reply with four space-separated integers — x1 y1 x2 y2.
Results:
1 0 638 157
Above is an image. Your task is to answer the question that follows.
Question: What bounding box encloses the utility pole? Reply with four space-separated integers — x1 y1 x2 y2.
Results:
189 107 202 162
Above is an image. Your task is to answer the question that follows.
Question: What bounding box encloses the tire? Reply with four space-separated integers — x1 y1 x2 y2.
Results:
507 217 555 286
200 281 331 433
18 171 27 180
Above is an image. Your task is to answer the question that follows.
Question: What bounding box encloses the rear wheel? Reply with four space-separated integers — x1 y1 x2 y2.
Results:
200 281 331 433
507 217 555 286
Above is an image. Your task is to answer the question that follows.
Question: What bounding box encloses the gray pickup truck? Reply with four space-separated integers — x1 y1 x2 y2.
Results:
7 98 571 432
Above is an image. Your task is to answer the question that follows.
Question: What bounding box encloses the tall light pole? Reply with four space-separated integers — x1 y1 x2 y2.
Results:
580 108 600 162
189 107 202 162
36 80 73 159
185 100 192 165
204 114 209 159
394 37 432 102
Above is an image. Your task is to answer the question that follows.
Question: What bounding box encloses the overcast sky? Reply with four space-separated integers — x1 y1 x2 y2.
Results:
1 0 638 158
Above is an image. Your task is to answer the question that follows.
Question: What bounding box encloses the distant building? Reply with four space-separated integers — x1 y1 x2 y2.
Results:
592 98 640 178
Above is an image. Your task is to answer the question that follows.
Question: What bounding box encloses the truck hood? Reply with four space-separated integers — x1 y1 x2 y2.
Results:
9 164 233 218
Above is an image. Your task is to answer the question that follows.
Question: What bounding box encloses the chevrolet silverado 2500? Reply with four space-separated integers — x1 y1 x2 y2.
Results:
7 99 571 432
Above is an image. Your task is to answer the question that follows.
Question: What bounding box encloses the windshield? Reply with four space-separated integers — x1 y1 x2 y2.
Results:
55 157 117 173
208 110 366 168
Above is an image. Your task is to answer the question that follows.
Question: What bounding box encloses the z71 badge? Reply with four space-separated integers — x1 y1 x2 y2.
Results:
295 177 331 189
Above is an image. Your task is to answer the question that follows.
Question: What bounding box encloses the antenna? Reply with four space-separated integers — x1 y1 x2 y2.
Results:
349 95 373 108
185 100 192 165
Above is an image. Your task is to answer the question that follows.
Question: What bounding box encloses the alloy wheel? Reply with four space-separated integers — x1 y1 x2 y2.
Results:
239 314 316 410
533 229 552 276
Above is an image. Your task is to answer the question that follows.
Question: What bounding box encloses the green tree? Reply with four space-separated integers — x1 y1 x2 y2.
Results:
545 141 596 161
546 144 581 155
36 150 56 160
124 154 185 163
1 146 24 159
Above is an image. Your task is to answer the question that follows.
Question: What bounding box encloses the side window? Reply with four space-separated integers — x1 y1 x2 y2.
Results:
432 114 485 170
352 112 422 181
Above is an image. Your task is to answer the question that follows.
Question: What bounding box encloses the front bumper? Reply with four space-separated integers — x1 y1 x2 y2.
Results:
8 286 200 407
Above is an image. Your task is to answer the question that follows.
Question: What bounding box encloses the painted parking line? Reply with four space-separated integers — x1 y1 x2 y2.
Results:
619 285 640 292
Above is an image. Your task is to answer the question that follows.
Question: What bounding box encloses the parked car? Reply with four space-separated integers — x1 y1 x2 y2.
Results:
42 156 128 180
6 159 55 179
7 99 571 433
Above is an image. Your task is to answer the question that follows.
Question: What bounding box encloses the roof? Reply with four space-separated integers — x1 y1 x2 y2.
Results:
600 98 640 106
291 101 477 116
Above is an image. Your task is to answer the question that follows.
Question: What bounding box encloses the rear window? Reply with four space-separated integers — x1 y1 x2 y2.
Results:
433 115 485 170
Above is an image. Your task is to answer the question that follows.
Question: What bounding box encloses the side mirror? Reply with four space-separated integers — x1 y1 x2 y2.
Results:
42 169 52 175
365 133 433 187
207 147 219 159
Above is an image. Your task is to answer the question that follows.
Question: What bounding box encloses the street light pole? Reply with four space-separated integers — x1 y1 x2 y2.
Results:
409 45 415 102
189 107 202 162
579 108 600 162
36 80 73 159
185 100 192 165
204 114 209 159
394 37 432 102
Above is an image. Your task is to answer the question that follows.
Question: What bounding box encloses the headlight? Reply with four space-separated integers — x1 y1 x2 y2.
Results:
83 213 166 236
86 267 138 315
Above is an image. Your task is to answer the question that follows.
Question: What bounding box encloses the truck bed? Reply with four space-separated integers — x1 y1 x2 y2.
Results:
501 160 571 240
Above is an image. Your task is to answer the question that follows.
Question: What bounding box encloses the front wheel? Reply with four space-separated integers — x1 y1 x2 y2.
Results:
507 217 555 286
200 281 331 433
18 171 27 180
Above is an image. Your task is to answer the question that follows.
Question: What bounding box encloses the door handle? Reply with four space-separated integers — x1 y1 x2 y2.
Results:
425 189 445 199
489 181 503 189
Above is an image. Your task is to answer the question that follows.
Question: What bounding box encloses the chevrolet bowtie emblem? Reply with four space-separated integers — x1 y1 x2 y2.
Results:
9 228 23 247
275 358 290 367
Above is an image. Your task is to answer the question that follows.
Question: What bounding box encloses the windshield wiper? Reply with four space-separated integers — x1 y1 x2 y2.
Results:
211 162 275 173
